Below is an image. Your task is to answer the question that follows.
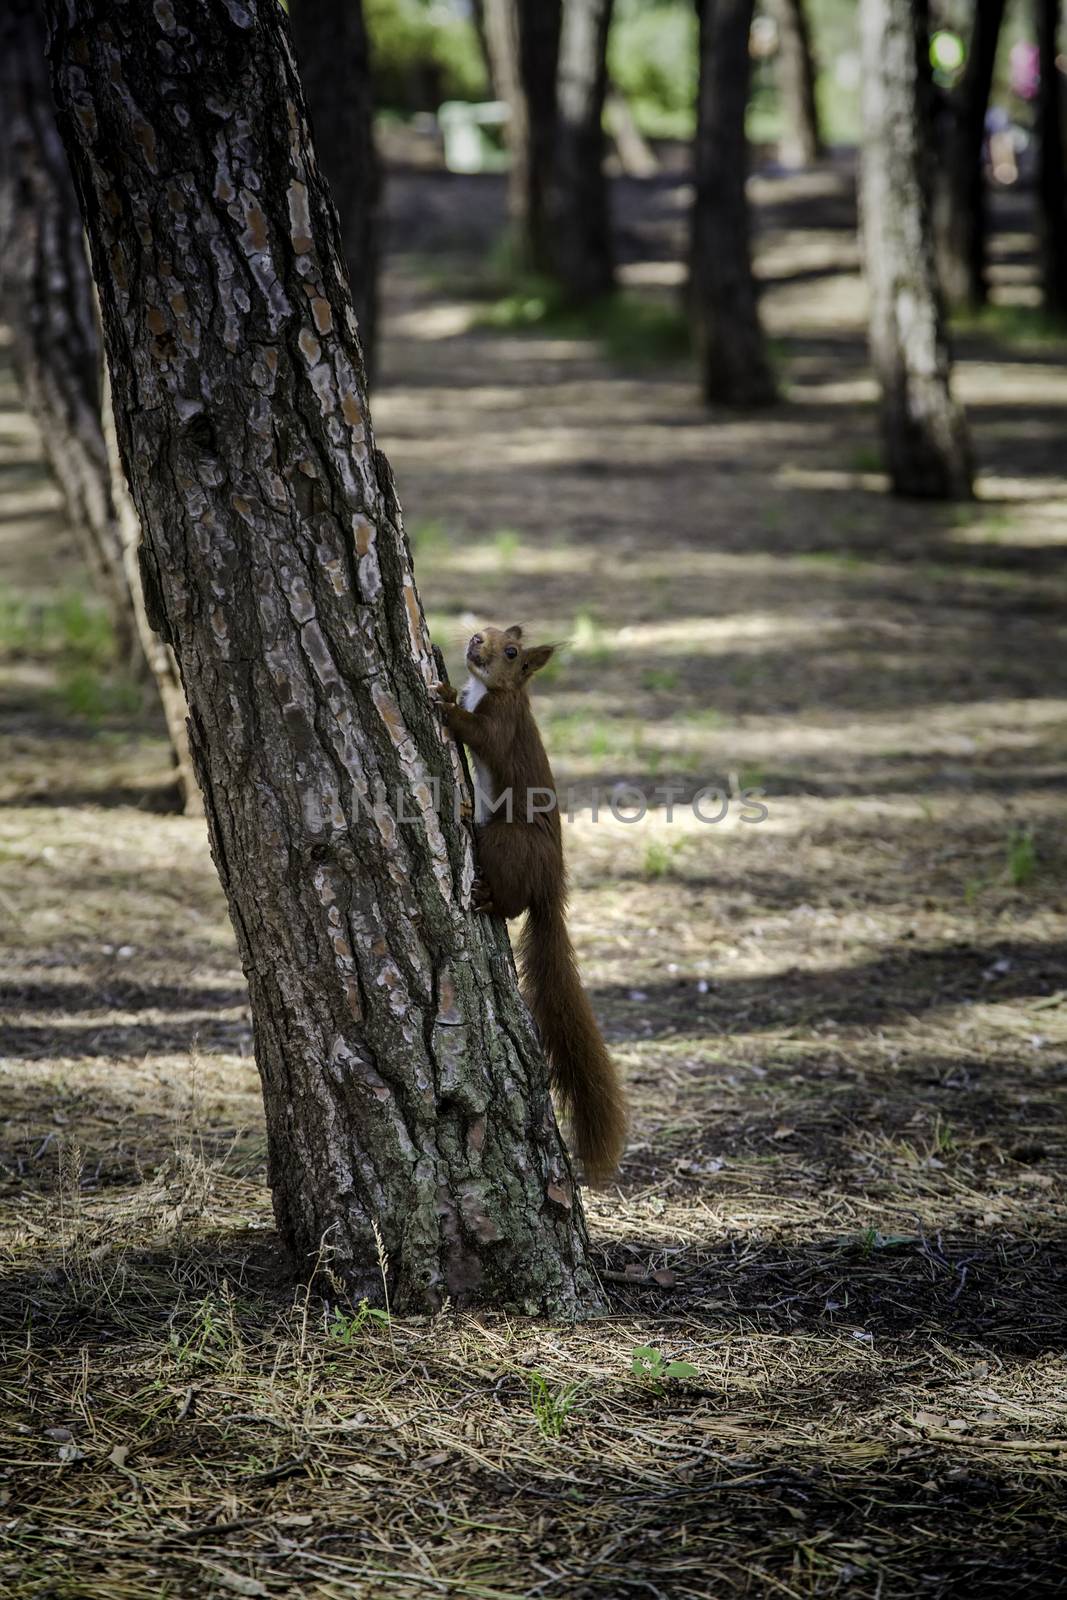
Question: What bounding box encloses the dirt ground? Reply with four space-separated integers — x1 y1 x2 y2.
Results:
2 160 1066 1598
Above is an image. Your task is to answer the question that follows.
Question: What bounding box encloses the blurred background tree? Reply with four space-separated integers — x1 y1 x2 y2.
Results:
0 0 198 808
773 0 824 166
690 0 777 406
290 0 381 380
1035 0 1067 315
933 0 1006 310
860 0 973 499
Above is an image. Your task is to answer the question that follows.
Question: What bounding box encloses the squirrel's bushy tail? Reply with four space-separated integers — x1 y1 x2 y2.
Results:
517 897 627 1185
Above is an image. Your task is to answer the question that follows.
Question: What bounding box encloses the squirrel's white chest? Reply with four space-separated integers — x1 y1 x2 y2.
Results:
460 676 492 823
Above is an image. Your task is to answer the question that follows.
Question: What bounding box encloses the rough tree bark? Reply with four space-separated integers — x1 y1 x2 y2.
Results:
1035 0 1067 318
289 0 380 383
549 0 616 302
690 0 776 406
101 364 200 813
774 0 822 168
0 0 133 664
483 0 562 272
859 0 973 499
934 0 1005 310
47 0 601 1315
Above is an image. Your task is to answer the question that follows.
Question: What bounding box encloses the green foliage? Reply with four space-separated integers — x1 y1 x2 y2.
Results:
631 1345 698 1385
1006 828 1037 887
952 301 1067 346
59 666 141 721
848 445 884 474
571 610 612 663
493 528 520 568
168 1294 234 1371
479 279 691 369
409 517 452 556
608 0 862 146
0 587 113 666
0 585 142 721
328 1300 392 1346
609 0 698 139
643 840 685 880
366 0 487 112
528 1371 578 1439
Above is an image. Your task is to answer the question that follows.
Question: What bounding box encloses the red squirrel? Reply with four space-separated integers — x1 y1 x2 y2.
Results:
433 624 627 1184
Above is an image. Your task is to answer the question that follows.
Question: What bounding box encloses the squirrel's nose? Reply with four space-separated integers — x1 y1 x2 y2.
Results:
470 633 483 648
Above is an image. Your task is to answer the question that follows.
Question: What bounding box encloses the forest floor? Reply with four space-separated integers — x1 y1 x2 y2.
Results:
2 160 1067 1599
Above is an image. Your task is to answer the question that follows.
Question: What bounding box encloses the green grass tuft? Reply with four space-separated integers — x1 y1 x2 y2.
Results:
0 587 114 667
479 279 691 369
952 301 1067 346
1006 827 1037 887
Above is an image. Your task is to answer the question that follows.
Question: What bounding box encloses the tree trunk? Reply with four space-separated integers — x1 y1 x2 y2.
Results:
690 0 776 406
859 0 973 499
101 364 201 814
289 0 379 385
0 0 133 665
774 0 822 168
46 0 601 1316
549 0 616 302
1035 0 1067 318
484 0 562 272
934 0 1005 310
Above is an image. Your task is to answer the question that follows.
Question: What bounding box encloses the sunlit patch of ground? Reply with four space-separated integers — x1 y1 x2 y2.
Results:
2 167 1066 1598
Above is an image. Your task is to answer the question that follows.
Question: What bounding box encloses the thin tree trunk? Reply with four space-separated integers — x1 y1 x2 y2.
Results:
1035 0 1067 318
774 0 822 168
934 0 1005 309
101 364 201 814
605 88 658 177
484 0 562 272
859 0 973 499
47 0 601 1316
0 0 134 665
549 0 616 302
289 0 379 385
690 0 776 407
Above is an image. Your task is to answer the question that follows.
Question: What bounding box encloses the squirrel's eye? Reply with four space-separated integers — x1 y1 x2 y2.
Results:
505 645 518 659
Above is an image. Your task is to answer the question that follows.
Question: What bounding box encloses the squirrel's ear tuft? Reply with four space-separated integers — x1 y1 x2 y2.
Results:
504 624 523 639
522 643 554 675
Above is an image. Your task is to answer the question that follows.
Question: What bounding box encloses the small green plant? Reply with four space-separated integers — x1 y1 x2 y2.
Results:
631 1346 698 1386
493 528 520 568
478 281 690 368
1006 828 1037 887
641 667 680 693
643 839 684 880
528 1371 578 1439
851 1228 919 1255
169 1294 234 1371
571 610 612 663
587 726 616 759
328 1299 391 1347
0 587 114 665
59 666 141 721
934 1118 956 1156
963 876 985 907
951 301 1067 346
848 445 884 474
409 518 451 557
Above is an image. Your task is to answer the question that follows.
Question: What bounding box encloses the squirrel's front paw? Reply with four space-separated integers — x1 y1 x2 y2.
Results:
430 681 458 705
471 876 497 916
